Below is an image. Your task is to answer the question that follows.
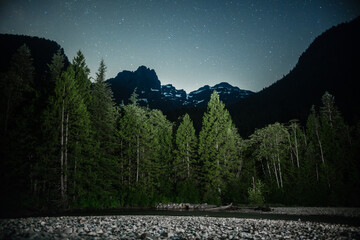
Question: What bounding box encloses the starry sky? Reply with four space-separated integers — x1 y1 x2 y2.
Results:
1 0 359 93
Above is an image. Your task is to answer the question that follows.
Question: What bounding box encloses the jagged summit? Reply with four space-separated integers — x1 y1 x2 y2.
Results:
107 66 254 110
186 82 253 108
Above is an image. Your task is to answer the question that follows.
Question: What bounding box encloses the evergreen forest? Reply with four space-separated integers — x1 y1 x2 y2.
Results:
1 45 360 214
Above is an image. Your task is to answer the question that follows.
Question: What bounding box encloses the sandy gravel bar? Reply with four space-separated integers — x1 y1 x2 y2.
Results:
1 215 360 239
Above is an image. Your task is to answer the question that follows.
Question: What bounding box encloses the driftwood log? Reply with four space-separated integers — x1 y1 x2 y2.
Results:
156 202 233 211
203 203 233 211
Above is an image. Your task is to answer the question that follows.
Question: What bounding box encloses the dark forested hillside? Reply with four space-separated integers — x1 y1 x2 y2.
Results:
0 35 71 214
0 34 69 84
230 17 360 137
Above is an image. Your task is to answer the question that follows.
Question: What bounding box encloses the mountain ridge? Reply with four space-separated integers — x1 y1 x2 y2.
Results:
107 66 254 110
228 16 360 136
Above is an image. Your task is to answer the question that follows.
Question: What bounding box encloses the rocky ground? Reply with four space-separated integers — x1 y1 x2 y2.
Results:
1 215 360 240
231 207 360 217
268 207 360 217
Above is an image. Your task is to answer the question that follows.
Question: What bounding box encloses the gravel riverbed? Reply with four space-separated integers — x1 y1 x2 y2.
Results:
1 215 360 240
266 207 360 218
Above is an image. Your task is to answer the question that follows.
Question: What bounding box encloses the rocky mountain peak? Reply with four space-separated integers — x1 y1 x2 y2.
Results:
107 66 254 110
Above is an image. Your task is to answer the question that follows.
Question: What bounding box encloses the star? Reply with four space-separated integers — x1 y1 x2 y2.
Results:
0 0 358 92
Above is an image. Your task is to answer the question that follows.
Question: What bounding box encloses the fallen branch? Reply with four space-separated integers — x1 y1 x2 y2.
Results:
204 203 233 211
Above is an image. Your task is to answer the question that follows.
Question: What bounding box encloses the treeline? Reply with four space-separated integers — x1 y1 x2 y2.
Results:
1 46 359 212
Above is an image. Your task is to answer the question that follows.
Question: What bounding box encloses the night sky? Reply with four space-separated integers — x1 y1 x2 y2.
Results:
1 1 359 92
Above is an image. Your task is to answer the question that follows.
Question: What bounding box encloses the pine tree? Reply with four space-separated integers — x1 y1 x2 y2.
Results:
198 91 241 204
48 50 65 83
117 93 149 192
116 91 175 205
174 113 200 202
86 59 120 207
175 113 197 181
318 92 353 204
320 92 340 128
35 50 67 206
41 65 92 208
72 50 91 107
89 59 117 148
147 109 173 199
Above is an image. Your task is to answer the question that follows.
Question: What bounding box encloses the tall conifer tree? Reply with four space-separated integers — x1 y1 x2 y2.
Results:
86 59 119 207
198 91 241 204
40 64 91 207
72 50 91 107
89 59 117 148
175 113 197 181
36 50 66 205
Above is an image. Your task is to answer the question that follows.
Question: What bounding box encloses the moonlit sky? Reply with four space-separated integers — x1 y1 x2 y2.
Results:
1 1 359 92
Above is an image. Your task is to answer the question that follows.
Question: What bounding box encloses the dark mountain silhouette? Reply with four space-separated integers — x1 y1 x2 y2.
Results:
107 66 253 111
228 16 360 137
0 34 69 88
186 82 253 108
107 65 162 107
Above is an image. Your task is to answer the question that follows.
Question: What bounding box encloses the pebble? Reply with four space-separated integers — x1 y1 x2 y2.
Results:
0 215 359 240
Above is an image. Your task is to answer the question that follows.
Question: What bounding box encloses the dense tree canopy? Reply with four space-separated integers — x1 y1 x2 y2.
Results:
1 47 359 213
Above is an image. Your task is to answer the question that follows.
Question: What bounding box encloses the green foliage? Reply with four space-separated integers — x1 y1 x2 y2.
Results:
90 59 118 144
249 122 288 191
117 93 174 205
2 46 360 211
88 60 119 202
174 113 198 196
72 50 92 107
198 91 242 204
248 179 265 206
175 180 201 203
47 49 65 83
